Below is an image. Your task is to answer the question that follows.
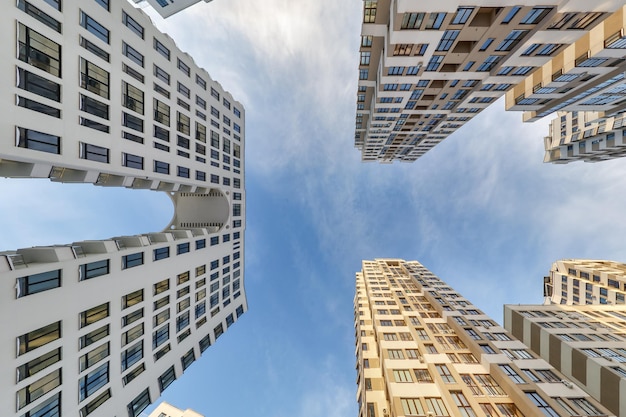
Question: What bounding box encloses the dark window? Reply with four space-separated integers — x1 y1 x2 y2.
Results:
16 269 61 297
17 127 60 154
154 65 170 85
154 38 170 59
18 321 61 355
80 36 110 62
17 68 61 102
181 348 195 370
123 42 144 67
154 160 169 174
128 389 151 417
17 368 61 409
196 171 206 181
122 252 143 269
122 131 143 143
80 303 109 328
123 153 144 170
17 347 62 382
177 58 190 76
177 112 190 135
80 143 109 163
123 11 144 38
18 1 62 33
154 126 169 142
122 112 143 132
79 259 109 280
94 0 109 10
154 247 170 260
80 95 109 119
79 363 109 401
177 166 190 178
121 341 143 371
154 82 170 98
122 63 144 83
177 243 190 254
17 95 60 119
153 324 169 348
80 11 109 44
159 366 176 392
18 23 62 77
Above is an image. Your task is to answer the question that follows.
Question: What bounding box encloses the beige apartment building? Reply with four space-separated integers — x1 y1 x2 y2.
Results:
354 259 612 417
505 7 626 163
505 304 626 417
148 401 204 417
355 0 625 163
543 259 626 305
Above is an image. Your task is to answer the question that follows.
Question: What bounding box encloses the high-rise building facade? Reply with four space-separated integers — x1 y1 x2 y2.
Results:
505 304 626 417
1 1 246 416
543 259 626 305
355 0 624 163
504 7 626 164
132 0 214 18
354 259 612 417
148 401 204 417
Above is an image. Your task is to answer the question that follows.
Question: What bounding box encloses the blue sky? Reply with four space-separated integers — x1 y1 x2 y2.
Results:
3 1 626 416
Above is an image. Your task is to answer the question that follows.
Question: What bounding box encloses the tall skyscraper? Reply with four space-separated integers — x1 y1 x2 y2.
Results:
505 303 626 417
148 401 204 417
354 259 612 417
1 1 246 416
504 8 626 164
354 0 624 163
543 259 626 305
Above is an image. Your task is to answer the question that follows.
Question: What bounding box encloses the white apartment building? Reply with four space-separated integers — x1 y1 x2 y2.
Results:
0 1 246 416
355 0 625 162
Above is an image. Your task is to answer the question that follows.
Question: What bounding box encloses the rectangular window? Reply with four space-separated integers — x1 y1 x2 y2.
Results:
17 347 61 382
121 341 143 371
123 63 144 83
127 388 151 417
196 74 206 89
16 269 61 297
80 11 109 44
159 366 176 392
18 1 62 32
452 7 473 25
177 111 190 135
80 303 109 328
80 94 109 120
18 68 61 103
79 259 109 281
79 342 109 372
154 160 170 174
80 142 109 164
80 35 109 62
80 58 109 99
79 325 108 350
177 82 190 98
122 11 144 39
17 127 60 154
121 290 143 310
122 81 144 115
18 321 61 356
122 112 143 132
154 65 170 85
17 368 61 409
18 23 62 77
123 153 144 170
181 348 195 370
154 38 170 59
177 242 190 254
153 324 169 348
122 308 143 327
123 42 144 67
177 166 190 178
17 95 60 118
122 252 143 269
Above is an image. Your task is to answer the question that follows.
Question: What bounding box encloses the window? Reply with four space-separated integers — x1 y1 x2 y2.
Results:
80 11 109 43
18 1 61 32
178 82 190 98
120 291 143 312
127 388 151 417
17 127 60 155
154 247 170 260
154 99 170 126
159 366 176 392
153 324 169 348
122 113 143 132
436 30 459 52
177 166 190 178
123 153 144 170
451 392 475 417
401 398 425 415
80 142 109 164
80 325 109 350
154 65 170 85
17 369 61 409
425 398 449 416
17 68 59 104
154 160 169 174
502 6 521 23
435 364 455 383
394 369 413 382
80 259 109 280
123 11 144 38
526 392 559 417
123 42 144 67
121 341 143 371
496 30 528 51
452 7 473 24
413 369 433 382
79 58 109 99
425 12 446 29
196 74 206 89
500 364 525 383
16 269 61 297
80 303 109 328
401 12 424 29
154 37 170 59
122 252 143 269
17 347 62 382
521 7 552 24
122 324 144 346
122 81 144 114
177 112 190 135
79 362 109 401
477 55 501 72
154 82 169 98
181 348 195 370
18 23 62 77
18 321 61 356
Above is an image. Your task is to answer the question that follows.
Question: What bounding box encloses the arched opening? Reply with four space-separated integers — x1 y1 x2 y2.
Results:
166 189 230 231
0 178 174 251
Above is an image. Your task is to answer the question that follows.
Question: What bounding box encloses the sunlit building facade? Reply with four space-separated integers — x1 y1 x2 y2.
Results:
148 401 204 417
355 0 624 162
504 7 626 163
0 1 246 416
543 259 626 305
505 304 626 417
354 259 612 417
